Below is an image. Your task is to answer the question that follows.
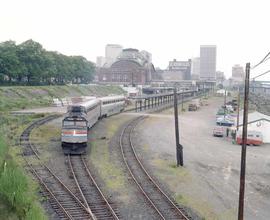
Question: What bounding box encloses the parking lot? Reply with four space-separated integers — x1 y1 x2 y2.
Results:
135 96 270 219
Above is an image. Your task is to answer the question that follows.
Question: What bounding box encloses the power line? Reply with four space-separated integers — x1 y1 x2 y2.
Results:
251 51 270 70
265 56 270 62
251 69 270 80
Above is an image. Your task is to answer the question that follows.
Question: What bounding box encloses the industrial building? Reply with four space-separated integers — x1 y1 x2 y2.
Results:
162 59 191 81
191 57 200 80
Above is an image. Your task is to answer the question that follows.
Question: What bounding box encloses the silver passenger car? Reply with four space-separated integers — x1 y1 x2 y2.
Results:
100 95 125 117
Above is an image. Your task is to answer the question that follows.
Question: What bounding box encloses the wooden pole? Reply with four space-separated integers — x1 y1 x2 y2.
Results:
236 88 240 131
174 88 183 166
238 63 250 220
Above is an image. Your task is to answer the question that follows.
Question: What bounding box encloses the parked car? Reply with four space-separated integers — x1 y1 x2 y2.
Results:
225 105 234 112
213 126 224 137
216 108 230 116
216 117 234 126
188 104 198 111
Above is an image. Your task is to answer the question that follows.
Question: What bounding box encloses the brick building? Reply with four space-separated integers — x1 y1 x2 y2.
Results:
97 48 155 85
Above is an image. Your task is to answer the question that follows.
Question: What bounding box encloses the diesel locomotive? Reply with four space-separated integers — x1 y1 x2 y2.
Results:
61 96 125 154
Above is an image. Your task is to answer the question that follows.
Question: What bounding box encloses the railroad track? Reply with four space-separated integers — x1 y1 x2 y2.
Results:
30 162 93 220
120 116 191 220
67 155 120 220
20 115 97 220
20 115 60 158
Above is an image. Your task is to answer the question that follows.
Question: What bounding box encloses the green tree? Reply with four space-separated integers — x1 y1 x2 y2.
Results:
0 39 95 85
0 41 21 83
17 40 46 84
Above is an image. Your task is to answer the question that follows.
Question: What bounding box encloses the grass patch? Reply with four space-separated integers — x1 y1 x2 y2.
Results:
0 136 47 220
151 159 191 182
153 160 215 219
175 193 236 220
0 200 19 220
175 193 219 220
89 116 131 192
148 155 235 220
30 123 61 163
0 113 48 219
0 85 126 112
91 139 125 190
89 119 126 191
31 124 60 143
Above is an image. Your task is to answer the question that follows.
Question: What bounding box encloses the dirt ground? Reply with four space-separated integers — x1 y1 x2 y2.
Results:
132 96 270 220
30 96 270 220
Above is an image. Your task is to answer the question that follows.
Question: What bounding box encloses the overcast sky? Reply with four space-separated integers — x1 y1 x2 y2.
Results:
1 0 270 79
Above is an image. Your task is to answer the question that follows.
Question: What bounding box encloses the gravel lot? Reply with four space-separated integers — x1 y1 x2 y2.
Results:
133 96 270 220
29 97 270 220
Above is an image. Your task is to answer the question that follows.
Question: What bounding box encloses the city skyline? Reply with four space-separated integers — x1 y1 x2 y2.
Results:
1 0 270 79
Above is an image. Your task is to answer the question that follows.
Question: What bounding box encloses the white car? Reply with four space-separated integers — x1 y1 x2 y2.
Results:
213 126 224 137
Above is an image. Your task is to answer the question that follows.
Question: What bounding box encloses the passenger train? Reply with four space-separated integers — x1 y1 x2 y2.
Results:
61 95 125 154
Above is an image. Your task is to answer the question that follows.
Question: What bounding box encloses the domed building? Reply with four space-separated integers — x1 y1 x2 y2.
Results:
97 48 155 85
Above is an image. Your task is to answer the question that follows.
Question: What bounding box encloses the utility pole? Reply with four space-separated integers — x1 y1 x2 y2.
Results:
224 89 227 120
181 92 184 111
238 63 250 220
174 87 183 166
236 87 240 131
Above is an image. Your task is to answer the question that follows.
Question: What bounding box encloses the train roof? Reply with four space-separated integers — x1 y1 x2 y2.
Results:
69 98 100 109
99 95 125 102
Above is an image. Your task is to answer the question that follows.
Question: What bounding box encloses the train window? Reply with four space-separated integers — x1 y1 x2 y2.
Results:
86 104 99 113
71 106 83 113
256 135 260 137
248 134 253 137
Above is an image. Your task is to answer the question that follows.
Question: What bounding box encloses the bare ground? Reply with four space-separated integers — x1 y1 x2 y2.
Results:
27 96 270 220
133 96 270 220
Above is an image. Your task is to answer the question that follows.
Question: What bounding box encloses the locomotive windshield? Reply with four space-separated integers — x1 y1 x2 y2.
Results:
69 106 86 114
71 106 81 112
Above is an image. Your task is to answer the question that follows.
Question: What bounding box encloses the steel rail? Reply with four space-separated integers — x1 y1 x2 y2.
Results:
120 116 191 220
68 155 96 220
120 116 166 220
27 161 74 220
25 120 91 214
81 156 120 220
20 115 93 219
130 117 190 220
